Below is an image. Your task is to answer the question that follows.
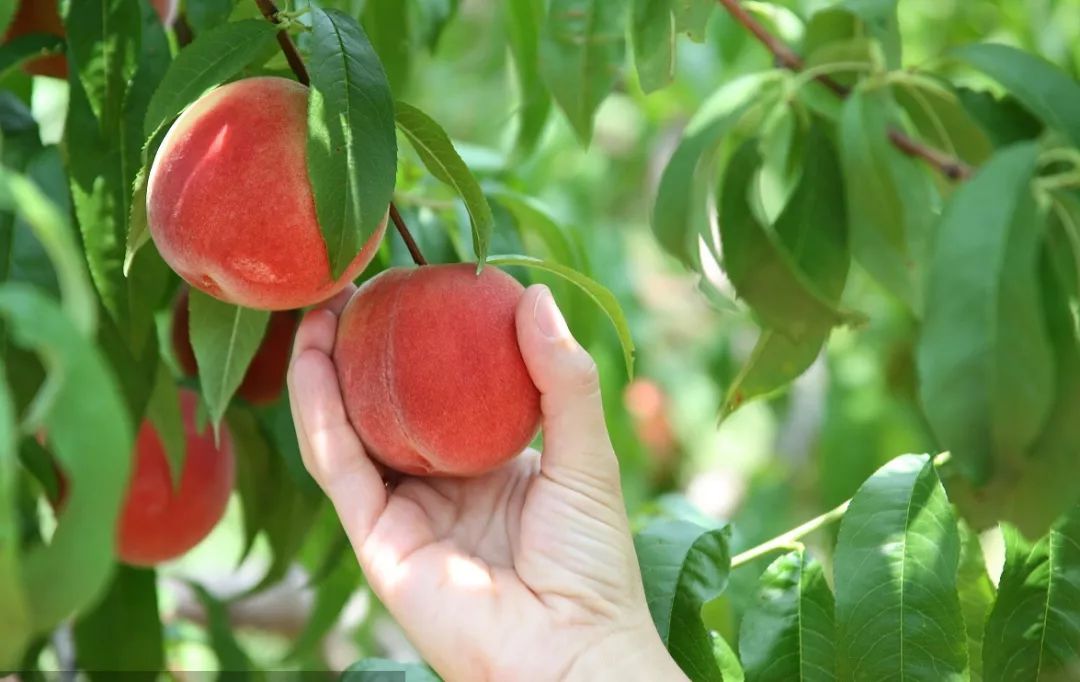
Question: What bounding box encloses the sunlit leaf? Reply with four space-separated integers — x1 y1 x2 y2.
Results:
739 549 835 681
984 513 1080 680
834 454 967 681
307 7 397 278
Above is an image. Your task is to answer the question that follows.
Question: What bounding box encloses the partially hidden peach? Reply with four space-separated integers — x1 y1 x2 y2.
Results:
3 0 65 79
171 288 298 405
333 264 542 477
3 0 177 79
118 389 234 566
146 77 387 311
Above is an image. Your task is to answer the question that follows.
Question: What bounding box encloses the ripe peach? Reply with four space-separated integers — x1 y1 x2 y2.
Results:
3 0 66 79
171 288 298 405
334 264 541 476
117 389 234 566
3 0 177 79
146 77 387 311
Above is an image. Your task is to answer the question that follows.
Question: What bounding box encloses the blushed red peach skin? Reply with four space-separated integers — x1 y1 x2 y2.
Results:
333 264 542 476
146 77 386 311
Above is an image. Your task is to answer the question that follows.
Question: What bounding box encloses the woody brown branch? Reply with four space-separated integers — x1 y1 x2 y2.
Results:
715 0 973 181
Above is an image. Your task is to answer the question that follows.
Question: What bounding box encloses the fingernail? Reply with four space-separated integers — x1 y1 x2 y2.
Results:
533 287 571 340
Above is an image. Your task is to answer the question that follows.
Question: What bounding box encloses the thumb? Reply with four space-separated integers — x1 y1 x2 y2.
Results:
515 285 620 485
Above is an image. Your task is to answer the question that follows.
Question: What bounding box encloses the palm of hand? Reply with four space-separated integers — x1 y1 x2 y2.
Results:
361 451 645 680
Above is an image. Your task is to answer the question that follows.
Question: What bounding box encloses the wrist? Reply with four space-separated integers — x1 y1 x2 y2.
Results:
564 621 687 682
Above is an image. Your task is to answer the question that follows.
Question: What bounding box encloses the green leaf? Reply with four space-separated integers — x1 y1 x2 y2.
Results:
505 0 551 155
954 43 1080 147
145 360 185 488
957 522 995 682
724 125 850 413
185 0 234 35
362 0 411 96
0 0 14 37
539 0 625 145
228 406 277 562
395 101 493 263
489 190 579 269
0 286 133 642
307 7 397 279
984 512 1080 680
74 566 164 679
486 254 635 376
66 0 140 130
948 231 1080 538
0 361 29 668
188 290 270 431
635 519 731 682
739 549 836 682
893 78 993 167
652 72 781 266
834 454 967 681
714 632 745 681
0 34 64 78
411 0 460 51
838 87 936 312
955 88 1043 147
805 0 900 70
189 583 255 674
718 141 858 339
344 659 441 681
673 0 713 43
143 20 278 139
917 143 1052 484
120 0 170 286
0 170 96 337
633 0 675 93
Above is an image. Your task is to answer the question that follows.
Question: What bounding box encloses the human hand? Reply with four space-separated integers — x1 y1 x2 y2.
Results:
288 283 686 682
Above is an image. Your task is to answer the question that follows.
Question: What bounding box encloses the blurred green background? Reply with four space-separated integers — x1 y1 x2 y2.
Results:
15 0 1080 672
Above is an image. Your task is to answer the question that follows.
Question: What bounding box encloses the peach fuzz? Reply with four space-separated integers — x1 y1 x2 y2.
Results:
171 288 298 405
334 264 542 476
117 389 235 566
146 77 386 310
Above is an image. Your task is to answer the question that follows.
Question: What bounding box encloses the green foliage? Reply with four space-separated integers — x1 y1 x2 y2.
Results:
395 101 493 262
188 289 269 432
635 519 731 681
4 0 1080 677
834 454 967 680
307 7 397 278
984 511 1080 681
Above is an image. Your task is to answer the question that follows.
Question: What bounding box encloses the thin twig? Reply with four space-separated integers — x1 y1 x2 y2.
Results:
715 0 973 181
173 13 194 47
253 0 309 86
390 203 428 266
730 499 850 568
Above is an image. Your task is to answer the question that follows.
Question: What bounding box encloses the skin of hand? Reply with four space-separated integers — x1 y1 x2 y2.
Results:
288 283 688 682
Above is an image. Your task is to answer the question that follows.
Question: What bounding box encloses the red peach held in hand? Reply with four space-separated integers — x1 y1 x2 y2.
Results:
147 77 386 310
171 288 298 405
333 264 542 476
